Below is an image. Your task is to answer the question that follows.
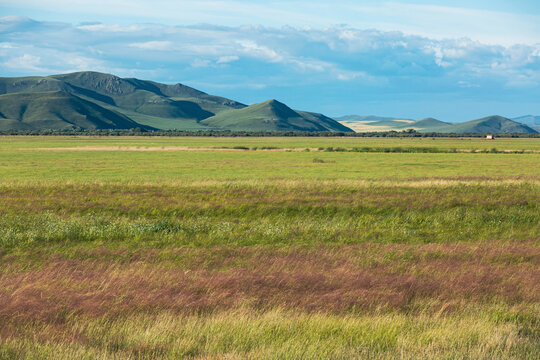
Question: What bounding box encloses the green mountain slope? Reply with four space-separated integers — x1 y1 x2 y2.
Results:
400 118 451 132
0 72 247 130
411 118 449 127
201 99 353 132
49 72 246 117
0 72 351 132
0 91 147 130
512 115 540 131
449 116 537 133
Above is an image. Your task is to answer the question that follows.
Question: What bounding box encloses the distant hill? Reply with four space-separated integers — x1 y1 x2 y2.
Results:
512 115 540 131
201 100 353 132
335 115 414 132
448 116 536 134
336 114 537 133
409 118 450 130
0 72 351 132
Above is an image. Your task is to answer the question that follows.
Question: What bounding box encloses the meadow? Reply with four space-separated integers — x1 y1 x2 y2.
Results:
0 136 539 359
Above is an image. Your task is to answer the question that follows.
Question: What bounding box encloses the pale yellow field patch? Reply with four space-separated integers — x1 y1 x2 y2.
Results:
339 119 418 132
338 121 405 132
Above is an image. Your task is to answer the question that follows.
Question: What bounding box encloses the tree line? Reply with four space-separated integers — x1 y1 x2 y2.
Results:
0 128 538 138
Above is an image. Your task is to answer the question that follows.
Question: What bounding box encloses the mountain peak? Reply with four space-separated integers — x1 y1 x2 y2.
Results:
51 71 135 95
253 99 299 119
260 99 287 108
414 118 449 125
201 99 352 132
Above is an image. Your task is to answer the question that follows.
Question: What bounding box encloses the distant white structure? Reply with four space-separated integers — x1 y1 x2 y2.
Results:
486 134 495 140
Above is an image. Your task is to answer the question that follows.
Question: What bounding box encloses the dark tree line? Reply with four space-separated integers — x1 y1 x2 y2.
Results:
0 128 538 138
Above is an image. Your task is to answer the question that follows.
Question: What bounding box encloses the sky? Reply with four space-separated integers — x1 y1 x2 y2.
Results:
1 0 539 121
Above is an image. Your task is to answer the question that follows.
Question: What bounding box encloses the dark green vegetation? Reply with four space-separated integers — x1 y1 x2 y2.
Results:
0 91 143 130
3 128 540 138
338 114 538 133
201 99 352 132
0 136 539 359
0 72 350 132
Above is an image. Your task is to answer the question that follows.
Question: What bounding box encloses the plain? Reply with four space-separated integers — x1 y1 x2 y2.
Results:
0 136 539 359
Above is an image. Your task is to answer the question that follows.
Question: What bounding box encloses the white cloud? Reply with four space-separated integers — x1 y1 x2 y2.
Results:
217 55 239 64
346 2 540 45
236 40 284 62
3 1 540 45
77 23 144 32
426 46 452 67
336 72 361 81
129 41 172 50
4 54 41 70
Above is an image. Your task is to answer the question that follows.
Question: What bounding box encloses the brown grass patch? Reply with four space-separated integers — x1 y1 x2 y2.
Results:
1 243 538 325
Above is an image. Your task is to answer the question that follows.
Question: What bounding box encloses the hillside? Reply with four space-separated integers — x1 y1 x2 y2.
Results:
401 118 452 132
410 117 449 128
0 72 245 130
201 99 353 132
0 72 352 132
336 114 537 133
513 115 540 131
0 91 147 130
449 115 537 133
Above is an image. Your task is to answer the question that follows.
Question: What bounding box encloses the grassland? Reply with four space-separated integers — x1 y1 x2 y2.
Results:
0 136 539 359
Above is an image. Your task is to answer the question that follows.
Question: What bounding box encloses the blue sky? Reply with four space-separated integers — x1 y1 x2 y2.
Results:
1 0 539 120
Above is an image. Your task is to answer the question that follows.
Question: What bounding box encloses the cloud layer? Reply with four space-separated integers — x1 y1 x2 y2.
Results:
1 16 539 119
2 1 540 45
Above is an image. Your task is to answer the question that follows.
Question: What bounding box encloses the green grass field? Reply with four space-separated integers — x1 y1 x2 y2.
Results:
0 136 539 359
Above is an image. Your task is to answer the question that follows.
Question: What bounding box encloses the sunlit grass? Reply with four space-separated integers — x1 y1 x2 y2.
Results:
0 136 539 359
2 306 538 360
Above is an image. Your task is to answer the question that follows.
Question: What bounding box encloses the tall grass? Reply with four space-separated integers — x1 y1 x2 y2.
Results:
0 184 538 251
1 306 538 359
0 137 539 359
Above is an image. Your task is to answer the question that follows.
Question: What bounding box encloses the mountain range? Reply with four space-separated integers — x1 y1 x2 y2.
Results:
0 71 537 133
336 115 538 134
0 72 351 132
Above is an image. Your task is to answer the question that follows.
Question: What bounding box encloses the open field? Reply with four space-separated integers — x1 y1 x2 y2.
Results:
0 136 539 359
3 135 540 150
